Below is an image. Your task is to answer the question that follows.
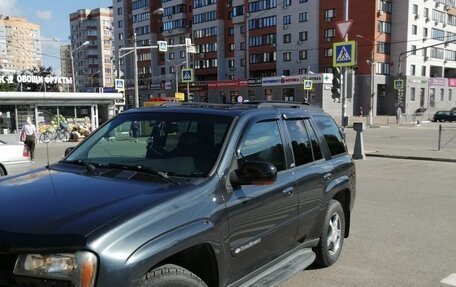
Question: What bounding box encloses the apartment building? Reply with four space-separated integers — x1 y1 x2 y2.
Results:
60 45 72 78
391 0 456 115
0 16 41 74
69 8 115 92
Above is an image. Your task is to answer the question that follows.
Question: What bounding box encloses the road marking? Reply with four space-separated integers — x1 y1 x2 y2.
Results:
441 274 456 286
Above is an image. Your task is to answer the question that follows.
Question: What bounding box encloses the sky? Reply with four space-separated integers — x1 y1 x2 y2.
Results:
0 0 112 75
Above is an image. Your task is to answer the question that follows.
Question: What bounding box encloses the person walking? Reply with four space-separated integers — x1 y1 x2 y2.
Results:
130 120 139 142
396 107 402 124
22 117 37 163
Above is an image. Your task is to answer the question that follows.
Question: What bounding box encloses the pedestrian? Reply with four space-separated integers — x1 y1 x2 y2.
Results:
130 120 139 142
396 107 402 124
359 106 364 117
21 117 37 163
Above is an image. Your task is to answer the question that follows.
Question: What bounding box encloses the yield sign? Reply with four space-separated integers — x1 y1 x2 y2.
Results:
336 20 353 39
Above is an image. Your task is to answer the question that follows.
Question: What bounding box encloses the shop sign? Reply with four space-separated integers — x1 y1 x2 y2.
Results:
150 83 162 90
0 74 73 85
208 80 243 89
429 77 445 86
448 78 456 87
179 81 208 92
302 73 333 84
248 78 262 87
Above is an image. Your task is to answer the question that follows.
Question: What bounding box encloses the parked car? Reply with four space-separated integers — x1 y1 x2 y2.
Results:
0 102 356 287
0 139 30 176
432 110 456 122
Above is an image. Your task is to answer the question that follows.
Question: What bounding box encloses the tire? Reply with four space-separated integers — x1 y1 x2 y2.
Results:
58 130 70 142
0 166 5 176
40 131 53 143
138 264 207 287
313 199 345 267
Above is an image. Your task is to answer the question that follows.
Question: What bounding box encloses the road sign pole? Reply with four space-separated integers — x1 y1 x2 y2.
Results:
342 0 349 127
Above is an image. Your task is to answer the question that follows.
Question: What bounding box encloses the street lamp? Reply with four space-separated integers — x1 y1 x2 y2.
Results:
356 34 376 126
70 40 89 92
166 59 187 95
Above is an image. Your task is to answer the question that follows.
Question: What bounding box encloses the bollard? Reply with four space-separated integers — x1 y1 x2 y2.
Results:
352 122 366 160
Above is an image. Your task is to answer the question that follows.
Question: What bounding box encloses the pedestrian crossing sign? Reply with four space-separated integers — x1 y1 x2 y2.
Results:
303 80 313 90
394 79 404 90
115 79 125 92
333 41 357 67
157 41 168 52
181 68 194 83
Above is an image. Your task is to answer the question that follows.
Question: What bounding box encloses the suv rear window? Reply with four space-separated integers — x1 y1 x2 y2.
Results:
314 115 346 156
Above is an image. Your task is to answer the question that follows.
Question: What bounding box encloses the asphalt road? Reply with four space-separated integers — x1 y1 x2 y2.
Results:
282 157 456 287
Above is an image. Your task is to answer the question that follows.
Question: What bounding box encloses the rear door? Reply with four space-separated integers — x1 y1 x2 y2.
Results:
225 114 298 281
281 111 334 240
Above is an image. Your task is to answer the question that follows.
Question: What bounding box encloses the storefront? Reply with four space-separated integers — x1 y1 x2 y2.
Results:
0 92 123 134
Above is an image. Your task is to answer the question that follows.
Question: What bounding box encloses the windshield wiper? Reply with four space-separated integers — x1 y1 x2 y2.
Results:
61 159 100 175
104 163 177 185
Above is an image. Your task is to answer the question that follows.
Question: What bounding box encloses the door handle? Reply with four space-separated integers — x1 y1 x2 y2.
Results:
282 187 294 197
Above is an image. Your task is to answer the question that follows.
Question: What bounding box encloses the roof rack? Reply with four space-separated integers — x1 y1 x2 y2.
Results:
239 100 309 109
158 100 311 110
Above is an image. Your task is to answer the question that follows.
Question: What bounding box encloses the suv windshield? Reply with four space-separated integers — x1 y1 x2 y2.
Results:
64 112 233 177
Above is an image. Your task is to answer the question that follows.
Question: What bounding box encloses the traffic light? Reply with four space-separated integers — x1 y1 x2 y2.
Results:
331 67 341 102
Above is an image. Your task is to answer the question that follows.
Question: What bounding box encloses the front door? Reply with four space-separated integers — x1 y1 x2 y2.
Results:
225 119 298 282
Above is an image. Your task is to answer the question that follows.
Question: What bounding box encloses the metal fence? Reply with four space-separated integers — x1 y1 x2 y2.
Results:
438 125 456 150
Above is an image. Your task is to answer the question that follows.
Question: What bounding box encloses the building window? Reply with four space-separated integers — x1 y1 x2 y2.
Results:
440 88 444 101
377 42 391 54
411 64 416 75
283 0 292 7
411 87 416 101
421 66 426 76
412 25 417 35
169 52 175 60
324 48 333 57
299 50 307 59
378 0 392 13
413 4 418 15
283 15 291 25
283 34 291 43
118 20 123 28
299 31 308 41
411 45 417 55
117 7 123 15
283 52 292 61
283 70 290 76
376 62 391 75
180 51 186 58
449 89 452 101
423 28 428 38
299 12 308 22
324 28 336 38
324 9 335 21
378 21 391 34
228 59 235 68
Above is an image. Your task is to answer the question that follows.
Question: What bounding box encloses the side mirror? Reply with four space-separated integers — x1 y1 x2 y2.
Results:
64 147 75 157
230 161 277 186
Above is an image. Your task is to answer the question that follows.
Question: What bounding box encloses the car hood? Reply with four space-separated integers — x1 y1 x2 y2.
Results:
0 164 183 250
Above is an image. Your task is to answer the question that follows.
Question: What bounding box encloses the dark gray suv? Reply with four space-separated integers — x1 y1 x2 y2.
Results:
0 101 356 287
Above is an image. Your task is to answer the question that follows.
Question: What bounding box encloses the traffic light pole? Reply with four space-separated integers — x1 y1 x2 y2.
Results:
341 0 349 127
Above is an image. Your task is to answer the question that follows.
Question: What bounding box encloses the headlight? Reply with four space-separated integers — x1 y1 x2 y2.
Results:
13 251 97 287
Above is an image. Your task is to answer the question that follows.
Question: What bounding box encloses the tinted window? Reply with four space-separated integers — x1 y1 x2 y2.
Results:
314 115 346 156
285 119 314 166
239 121 286 171
304 120 323 160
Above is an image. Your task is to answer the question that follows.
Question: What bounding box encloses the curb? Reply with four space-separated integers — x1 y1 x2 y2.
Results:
365 152 456 163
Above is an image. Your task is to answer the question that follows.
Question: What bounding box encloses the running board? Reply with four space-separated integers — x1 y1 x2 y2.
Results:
233 248 316 287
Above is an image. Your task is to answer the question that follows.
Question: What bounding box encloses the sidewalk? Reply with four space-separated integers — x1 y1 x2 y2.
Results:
345 122 456 163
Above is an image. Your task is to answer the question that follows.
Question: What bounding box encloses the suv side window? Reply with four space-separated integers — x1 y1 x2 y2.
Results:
314 115 346 156
239 121 286 171
285 119 314 166
304 120 323 161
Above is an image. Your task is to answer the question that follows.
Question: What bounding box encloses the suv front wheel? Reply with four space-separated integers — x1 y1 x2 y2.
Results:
138 264 208 287
314 199 345 267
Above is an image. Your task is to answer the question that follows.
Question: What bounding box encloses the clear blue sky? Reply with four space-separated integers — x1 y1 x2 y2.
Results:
0 0 112 75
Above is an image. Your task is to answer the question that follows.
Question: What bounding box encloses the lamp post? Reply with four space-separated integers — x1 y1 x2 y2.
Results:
166 59 187 95
70 41 89 92
356 34 376 126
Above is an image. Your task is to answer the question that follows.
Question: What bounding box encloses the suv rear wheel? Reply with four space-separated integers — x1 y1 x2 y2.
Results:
138 264 207 287
314 199 345 267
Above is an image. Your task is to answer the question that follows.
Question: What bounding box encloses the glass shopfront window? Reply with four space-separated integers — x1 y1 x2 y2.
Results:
0 105 15 133
37 106 58 132
17 105 35 130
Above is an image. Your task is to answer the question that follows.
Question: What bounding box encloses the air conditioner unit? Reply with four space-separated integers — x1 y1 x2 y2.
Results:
297 40 302 45
435 21 439 25
283 25 288 29
443 23 447 27
377 10 384 16
425 17 430 22
168 15 173 19
415 14 419 20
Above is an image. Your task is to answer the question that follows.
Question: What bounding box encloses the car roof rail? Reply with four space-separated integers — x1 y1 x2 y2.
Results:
239 100 309 109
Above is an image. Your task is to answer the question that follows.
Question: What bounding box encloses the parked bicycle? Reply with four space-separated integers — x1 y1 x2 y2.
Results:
39 123 71 143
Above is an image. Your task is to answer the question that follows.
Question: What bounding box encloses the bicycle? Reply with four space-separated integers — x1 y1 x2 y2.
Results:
39 124 71 143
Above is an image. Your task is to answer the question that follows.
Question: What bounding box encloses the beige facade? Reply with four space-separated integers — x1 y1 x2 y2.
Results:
69 8 114 92
60 45 72 78
0 16 42 73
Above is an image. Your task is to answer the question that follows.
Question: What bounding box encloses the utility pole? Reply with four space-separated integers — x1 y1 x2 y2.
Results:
133 26 139 108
